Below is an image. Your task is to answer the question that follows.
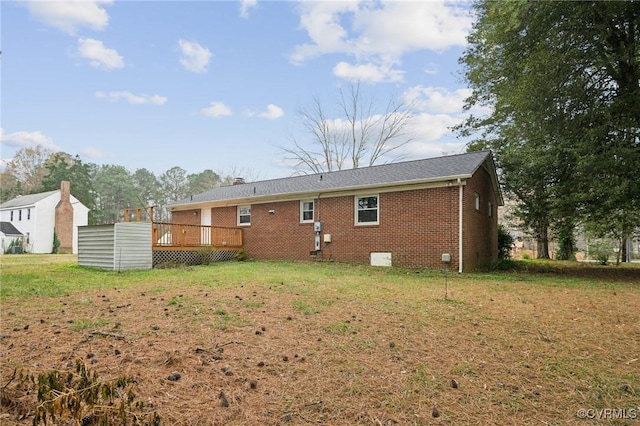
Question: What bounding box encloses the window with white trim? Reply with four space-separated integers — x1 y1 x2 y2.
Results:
355 195 379 225
488 202 493 217
300 200 314 223
237 205 251 226
27 209 31 220
475 193 480 211
10 211 14 221
18 210 22 221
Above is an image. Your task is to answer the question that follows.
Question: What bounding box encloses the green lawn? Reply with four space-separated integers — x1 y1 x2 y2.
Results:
1 254 638 425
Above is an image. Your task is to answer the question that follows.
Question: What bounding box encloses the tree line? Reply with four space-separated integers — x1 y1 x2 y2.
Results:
459 1 639 260
0 146 245 225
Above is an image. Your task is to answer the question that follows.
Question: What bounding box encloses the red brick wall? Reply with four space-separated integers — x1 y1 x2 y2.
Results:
171 170 498 271
462 167 498 270
171 209 201 225
206 186 462 269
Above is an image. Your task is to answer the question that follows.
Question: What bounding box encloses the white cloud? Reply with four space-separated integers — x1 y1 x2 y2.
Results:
290 1 472 81
179 39 212 73
0 128 60 151
95 91 167 105
350 1 472 56
333 61 404 83
24 0 112 34
239 0 257 18
79 147 108 158
77 38 124 70
423 63 439 75
289 1 357 65
407 113 462 141
258 104 284 120
395 113 468 160
403 86 471 114
201 102 232 118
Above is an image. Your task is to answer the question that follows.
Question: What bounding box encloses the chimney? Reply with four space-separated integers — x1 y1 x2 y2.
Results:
54 181 74 254
232 177 246 185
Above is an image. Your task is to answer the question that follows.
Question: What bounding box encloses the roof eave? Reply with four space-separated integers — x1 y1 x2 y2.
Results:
169 174 473 210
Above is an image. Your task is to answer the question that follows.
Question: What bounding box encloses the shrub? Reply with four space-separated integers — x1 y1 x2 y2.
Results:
234 248 248 261
11 360 160 425
498 225 514 259
51 233 60 254
588 239 615 265
556 230 576 261
4 238 23 254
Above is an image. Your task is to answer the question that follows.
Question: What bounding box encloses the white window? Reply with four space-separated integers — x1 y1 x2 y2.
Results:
355 195 379 225
300 200 314 223
10 211 13 221
237 205 251 226
488 202 493 217
475 193 480 211
18 210 22 221
27 209 31 220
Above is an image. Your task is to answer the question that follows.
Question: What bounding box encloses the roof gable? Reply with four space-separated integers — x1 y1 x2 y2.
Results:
0 190 58 209
171 151 500 208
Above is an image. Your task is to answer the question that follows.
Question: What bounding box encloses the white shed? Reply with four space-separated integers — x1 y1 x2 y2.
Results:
78 222 152 271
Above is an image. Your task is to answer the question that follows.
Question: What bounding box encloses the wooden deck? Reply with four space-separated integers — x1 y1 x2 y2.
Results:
152 222 243 251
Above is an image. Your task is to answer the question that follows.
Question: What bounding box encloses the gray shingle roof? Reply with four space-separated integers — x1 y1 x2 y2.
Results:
0 222 23 236
171 151 496 208
0 190 57 209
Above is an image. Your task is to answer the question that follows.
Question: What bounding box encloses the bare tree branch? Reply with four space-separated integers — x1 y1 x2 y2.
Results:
280 82 414 174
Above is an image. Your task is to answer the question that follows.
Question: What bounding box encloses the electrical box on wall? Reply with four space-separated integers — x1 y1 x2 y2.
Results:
323 234 331 243
314 221 322 232
441 253 451 263
314 234 321 251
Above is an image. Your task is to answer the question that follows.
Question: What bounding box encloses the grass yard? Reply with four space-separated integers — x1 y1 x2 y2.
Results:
1 255 639 425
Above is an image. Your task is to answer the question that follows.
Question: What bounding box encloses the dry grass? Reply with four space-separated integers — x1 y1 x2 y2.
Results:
1 255 639 425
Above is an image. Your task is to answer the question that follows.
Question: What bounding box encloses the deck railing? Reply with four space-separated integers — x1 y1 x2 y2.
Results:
152 222 243 249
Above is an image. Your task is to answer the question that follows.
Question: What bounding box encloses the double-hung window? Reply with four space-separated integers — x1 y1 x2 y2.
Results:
237 205 251 226
300 200 314 223
355 195 379 225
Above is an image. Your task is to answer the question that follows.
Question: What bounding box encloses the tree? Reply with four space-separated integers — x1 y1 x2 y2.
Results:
459 1 640 259
92 165 138 224
281 82 414 173
132 168 161 220
3 146 53 195
188 169 222 195
0 169 21 203
157 166 189 221
40 153 96 222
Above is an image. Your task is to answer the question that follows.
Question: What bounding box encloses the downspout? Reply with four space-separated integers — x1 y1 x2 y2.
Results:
458 178 463 273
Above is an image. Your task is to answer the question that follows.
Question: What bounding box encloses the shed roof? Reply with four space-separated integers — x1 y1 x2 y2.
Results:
171 150 502 208
0 221 23 236
0 190 57 209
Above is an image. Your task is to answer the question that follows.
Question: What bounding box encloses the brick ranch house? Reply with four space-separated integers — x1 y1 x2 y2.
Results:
169 151 503 272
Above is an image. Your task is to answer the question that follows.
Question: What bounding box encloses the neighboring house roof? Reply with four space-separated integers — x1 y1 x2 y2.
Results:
0 221 23 236
171 150 503 208
0 190 57 209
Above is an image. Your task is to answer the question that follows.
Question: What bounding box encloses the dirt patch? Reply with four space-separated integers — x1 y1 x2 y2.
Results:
1 262 639 425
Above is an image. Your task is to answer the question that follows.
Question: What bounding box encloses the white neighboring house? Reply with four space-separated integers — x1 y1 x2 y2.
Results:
0 181 89 254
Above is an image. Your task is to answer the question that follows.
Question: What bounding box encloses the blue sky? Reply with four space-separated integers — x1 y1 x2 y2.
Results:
1 0 479 180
